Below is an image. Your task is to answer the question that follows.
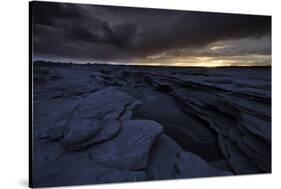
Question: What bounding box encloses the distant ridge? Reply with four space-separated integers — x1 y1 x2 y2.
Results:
33 60 271 69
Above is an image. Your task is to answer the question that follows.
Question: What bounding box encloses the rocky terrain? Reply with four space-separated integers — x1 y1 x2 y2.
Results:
32 61 271 187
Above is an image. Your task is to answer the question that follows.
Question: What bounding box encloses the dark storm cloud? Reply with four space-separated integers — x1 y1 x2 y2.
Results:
31 1 271 61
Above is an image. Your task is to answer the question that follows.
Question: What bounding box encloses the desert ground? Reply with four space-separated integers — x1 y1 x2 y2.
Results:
32 61 271 187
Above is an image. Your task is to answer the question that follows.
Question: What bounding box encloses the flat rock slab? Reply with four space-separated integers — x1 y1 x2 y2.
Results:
63 119 121 150
77 87 140 119
89 120 163 171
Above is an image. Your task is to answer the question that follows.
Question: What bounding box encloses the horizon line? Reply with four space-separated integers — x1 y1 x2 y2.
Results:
33 60 271 68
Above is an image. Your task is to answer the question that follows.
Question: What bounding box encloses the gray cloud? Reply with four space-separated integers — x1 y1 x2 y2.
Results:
31 1 271 63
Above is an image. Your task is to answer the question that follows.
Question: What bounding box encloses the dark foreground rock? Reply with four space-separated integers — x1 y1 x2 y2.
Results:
32 62 271 187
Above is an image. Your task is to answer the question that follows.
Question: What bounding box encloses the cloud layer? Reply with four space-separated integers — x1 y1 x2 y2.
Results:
31 1 271 65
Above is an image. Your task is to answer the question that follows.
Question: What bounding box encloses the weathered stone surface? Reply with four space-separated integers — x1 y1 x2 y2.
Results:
218 135 260 174
76 87 139 119
74 163 146 184
32 63 271 187
32 151 90 187
173 151 232 178
63 117 102 147
146 135 231 180
63 119 121 150
146 135 183 180
33 140 65 163
237 135 271 172
89 120 163 170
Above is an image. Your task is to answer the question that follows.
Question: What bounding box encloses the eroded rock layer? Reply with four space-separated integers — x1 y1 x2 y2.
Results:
32 62 271 187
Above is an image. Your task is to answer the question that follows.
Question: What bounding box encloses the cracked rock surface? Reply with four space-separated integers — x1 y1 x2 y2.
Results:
32 62 271 187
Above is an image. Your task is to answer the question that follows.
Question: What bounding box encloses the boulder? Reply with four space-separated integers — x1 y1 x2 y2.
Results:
146 135 232 180
62 117 102 148
63 119 121 150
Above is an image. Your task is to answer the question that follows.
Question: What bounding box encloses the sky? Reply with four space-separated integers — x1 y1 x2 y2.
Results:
31 1 271 67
